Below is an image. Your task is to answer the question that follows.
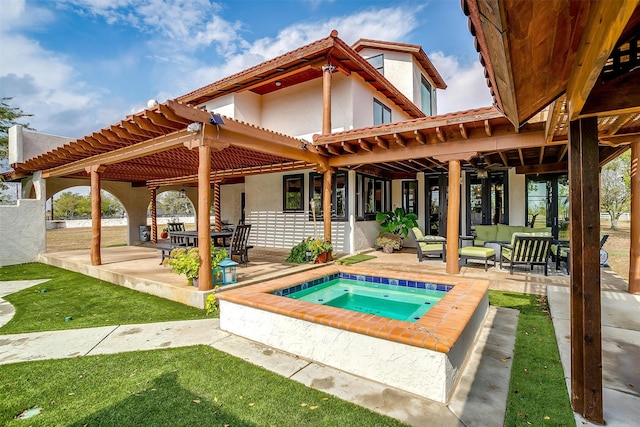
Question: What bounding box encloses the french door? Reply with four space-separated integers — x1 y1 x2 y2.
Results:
525 174 569 239
466 171 508 235
425 174 448 236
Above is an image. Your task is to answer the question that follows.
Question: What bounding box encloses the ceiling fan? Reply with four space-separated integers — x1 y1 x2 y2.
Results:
475 154 502 179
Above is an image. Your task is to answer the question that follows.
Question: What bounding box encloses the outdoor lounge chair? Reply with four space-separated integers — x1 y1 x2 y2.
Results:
499 233 552 275
227 224 252 266
410 227 445 262
551 234 609 273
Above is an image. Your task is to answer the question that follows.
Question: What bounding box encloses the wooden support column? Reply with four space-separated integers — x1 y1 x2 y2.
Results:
87 165 106 266
322 64 335 135
630 141 640 294
197 143 212 291
568 117 603 424
446 160 461 274
150 187 158 243
213 181 221 232
323 169 334 242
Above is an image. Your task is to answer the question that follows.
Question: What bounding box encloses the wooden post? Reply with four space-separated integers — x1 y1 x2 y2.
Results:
323 169 333 243
630 141 640 294
446 160 460 274
322 64 335 135
150 187 158 243
568 117 603 423
197 143 212 291
213 181 221 232
88 165 105 266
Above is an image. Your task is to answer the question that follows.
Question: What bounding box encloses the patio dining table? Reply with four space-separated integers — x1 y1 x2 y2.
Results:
168 230 233 248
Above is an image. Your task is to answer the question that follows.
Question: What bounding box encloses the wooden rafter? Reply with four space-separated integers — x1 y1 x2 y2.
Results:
566 0 639 120
459 123 468 139
41 129 199 178
545 99 564 143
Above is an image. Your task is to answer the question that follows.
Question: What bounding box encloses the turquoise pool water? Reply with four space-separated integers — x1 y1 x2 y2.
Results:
285 278 446 322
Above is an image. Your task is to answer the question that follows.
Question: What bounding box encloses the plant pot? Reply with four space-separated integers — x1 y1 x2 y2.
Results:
161 232 168 239
381 245 395 254
315 251 333 264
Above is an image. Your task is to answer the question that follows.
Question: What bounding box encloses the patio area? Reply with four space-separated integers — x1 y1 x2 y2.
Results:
38 245 630 307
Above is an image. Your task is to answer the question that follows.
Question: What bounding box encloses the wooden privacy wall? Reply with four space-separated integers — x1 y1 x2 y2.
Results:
246 211 347 252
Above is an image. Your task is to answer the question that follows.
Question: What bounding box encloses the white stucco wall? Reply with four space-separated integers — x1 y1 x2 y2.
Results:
0 173 46 266
233 91 262 124
9 125 72 164
202 94 236 120
509 169 527 226
220 183 244 225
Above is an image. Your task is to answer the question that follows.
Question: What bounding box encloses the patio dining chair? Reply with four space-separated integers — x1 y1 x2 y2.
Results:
227 224 252 266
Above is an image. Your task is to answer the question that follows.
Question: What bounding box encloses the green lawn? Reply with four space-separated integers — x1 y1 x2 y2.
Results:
489 291 575 426
0 263 208 334
0 263 575 425
0 346 406 426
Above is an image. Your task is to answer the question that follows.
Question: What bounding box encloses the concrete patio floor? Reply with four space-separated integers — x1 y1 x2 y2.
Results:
18 245 637 425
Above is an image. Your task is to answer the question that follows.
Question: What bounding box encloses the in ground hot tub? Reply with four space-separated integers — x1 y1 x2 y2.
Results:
216 265 489 403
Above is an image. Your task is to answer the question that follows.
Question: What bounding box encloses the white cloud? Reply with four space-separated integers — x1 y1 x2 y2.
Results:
1 1 489 139
180 5 424 94
428 51 494 114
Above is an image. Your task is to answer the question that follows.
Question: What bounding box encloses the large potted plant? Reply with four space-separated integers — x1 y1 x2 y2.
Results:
375 207 418 252
165 246 228 286
285 237 333 264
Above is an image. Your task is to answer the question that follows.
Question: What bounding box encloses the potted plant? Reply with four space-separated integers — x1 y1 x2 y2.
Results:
165 246 228 286
375 207 419 238
285 237 333 264
375 232 403 254
374 207 418 252
160 227 168 239
307 237 333 264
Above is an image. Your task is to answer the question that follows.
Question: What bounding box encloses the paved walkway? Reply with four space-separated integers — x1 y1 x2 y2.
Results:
0 279 517 427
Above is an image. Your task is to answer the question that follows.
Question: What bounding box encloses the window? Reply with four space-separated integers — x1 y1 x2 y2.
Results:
402 181 418 215
367 54 384 74
309 171 348 221
283 174 304 211
421 76 432 116
373 99 391 125
356 173 391 220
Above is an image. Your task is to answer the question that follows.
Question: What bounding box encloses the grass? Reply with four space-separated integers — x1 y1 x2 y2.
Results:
490 291 575 426
0 263 208 334
0 346 406 427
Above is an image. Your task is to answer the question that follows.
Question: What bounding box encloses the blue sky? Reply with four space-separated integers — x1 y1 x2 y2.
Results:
1 0 493 139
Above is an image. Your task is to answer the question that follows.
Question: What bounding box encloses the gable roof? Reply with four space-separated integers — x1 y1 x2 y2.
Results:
178 30 426 119
351 38 447 89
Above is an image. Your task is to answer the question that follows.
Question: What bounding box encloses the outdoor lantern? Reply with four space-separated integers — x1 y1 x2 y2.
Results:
214 258 238 285
305 248 312 262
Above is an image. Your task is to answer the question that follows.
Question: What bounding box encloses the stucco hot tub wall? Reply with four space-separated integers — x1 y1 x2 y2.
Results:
217 265 489 403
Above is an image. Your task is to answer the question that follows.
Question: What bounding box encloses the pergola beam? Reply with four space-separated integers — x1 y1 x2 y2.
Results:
566 1 639 120
42 129 198 178
329 131 546 168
